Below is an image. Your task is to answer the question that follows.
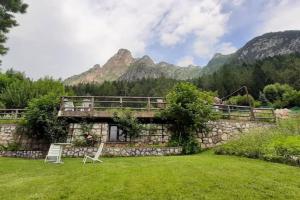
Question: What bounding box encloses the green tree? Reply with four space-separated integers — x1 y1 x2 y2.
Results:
25 92 68 143
0 79 33 108
112 109 142 141
0 0 28 60
160 82 215 154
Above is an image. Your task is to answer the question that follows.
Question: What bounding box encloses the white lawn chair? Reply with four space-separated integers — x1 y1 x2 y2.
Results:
44 144 63 163
83 142 104 164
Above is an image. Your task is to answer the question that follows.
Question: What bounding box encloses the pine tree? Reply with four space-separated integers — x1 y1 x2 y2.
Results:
0 0 28 61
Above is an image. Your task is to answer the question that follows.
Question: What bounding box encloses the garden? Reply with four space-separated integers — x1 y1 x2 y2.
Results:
0 152 300 200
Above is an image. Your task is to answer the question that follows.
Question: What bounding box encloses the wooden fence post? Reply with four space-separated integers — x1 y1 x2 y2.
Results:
147 97 151 111
91 96 94 111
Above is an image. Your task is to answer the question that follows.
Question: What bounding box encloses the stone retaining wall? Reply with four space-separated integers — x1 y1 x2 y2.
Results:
0 124 48 150
0 150 44 159
198 120 274 148
62 146 182 157
0 124 17 146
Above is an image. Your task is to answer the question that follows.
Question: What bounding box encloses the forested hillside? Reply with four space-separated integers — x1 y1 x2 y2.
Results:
68 53 300 101
196 53 300 98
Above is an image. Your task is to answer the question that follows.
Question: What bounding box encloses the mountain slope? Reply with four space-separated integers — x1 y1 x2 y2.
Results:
65 49 202 85
202 53 233 74
64 49 135 85
203 30 300 73
236 30 300 63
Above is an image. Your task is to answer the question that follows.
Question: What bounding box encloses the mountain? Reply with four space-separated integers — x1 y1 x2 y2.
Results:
64 49 135 85
203 30 300 73
202 53 233 74
65 30 300 85
236 30 300 63
119 58 202 81
65 49 202 85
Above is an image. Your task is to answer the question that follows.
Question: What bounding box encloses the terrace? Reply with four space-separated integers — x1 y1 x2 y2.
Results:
57 96 276 122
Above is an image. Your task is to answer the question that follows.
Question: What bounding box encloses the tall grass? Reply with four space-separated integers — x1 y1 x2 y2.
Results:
215 117 300 166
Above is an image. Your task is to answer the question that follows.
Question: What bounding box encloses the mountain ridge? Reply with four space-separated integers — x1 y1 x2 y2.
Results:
65 30 300 85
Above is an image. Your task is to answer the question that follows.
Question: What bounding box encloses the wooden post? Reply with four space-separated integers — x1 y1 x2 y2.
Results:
250 107 255 121
147 97 151 111
15 109 18 119
227 105 231 119
60 96 65 111
120 97 123 108
91 96 94 111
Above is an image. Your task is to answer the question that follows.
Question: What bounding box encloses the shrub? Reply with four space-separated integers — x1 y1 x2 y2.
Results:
263 83 300 108
25 93 68 143
227 94 256 106
112 109 142 141
160 82 215 154
215 117 300 166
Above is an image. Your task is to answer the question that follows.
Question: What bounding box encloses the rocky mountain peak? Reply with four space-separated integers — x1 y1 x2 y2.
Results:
236 30 300 63
103 48 134 69
135 55 155 66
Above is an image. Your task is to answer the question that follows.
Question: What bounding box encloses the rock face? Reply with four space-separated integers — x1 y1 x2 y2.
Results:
203 30 300 73
236 30 300 63
64 49 202 85
64 49 135 85
65 30 300 84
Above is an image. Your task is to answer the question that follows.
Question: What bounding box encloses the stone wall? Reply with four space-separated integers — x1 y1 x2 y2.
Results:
0 124 17 146
68 123 108 143
0 150 44 159
68 120 274 149
62 146 182 157
68 123 170 145
0 124 48 150
198 120 274 148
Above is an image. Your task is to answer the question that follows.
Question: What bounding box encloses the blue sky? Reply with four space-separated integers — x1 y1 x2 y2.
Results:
1 0 300 79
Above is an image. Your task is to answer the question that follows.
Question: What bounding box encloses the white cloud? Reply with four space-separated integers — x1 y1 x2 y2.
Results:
1 0 237 79
177 56 195 66
257 0 300 34
157 0 232 59
215 42 237 55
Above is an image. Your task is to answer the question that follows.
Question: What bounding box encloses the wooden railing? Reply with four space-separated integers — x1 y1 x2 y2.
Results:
59 96 276 122
212 104 276 122
0 109 26 120
60 96 166 112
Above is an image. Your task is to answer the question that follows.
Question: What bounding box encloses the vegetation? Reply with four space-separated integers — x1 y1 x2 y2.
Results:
0 70 71 143
0 70 67 108
161 82 215 154
215 117 300 166
67 77 179 97
227 94 257 106
0 153 300 200
196 53 300 99
24 92 69 143
112 109 142 141
0 0 28 61
263 83 300 108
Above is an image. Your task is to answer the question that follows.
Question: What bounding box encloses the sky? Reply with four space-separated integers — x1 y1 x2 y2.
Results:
1 0 300 79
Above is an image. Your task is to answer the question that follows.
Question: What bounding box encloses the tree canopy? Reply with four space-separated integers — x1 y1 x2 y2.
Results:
0 0 28 61
160 82 215 154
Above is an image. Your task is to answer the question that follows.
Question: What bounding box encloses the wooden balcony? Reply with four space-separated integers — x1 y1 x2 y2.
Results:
58 96 166 121
58 96 276 122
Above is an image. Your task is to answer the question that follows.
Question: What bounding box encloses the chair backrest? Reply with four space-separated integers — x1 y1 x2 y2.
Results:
47 144 61 157
94 143 104 159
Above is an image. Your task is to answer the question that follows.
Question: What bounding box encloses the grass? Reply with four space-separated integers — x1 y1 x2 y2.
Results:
215 117 300 166
1 152 300 200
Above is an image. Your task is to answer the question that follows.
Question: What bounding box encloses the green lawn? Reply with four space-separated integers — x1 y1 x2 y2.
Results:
0 152 300 200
